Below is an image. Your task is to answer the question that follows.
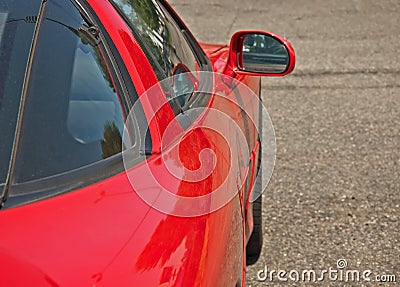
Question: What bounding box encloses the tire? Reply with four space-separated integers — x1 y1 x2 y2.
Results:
246 90 263 266
246 153 263 266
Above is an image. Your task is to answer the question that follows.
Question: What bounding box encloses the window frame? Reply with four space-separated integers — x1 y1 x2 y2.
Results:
3 0 146 208
157 0 210 67
155 0 214 114
108 0 213 114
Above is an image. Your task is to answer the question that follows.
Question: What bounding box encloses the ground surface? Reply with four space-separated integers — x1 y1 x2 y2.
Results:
169 0 400 285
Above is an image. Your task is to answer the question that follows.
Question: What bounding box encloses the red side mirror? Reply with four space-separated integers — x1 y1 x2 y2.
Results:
226 30 296 77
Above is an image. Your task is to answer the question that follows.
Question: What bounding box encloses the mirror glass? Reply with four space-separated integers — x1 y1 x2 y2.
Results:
241 34 289 74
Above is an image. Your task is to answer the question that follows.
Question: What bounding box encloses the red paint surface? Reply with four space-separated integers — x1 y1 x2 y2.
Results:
0 1 296 286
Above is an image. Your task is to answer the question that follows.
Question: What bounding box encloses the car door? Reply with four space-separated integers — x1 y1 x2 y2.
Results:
108 0 255 211
101 0 251 284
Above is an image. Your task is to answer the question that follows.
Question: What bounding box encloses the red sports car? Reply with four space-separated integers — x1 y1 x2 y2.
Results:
0 0 295 286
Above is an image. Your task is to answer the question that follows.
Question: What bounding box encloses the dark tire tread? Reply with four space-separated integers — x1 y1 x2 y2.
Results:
246 92 263 266
245 159 263 266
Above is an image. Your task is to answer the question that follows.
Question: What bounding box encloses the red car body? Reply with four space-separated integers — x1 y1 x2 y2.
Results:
0 0 295 286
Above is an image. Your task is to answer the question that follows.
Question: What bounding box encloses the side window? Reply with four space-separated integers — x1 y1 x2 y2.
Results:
12 0 127 183
111 0 200 112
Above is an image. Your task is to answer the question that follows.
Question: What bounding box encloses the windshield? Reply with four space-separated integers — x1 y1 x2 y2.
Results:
0 0 41 186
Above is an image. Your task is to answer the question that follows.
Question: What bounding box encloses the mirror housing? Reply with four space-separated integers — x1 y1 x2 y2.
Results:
226 30 295 77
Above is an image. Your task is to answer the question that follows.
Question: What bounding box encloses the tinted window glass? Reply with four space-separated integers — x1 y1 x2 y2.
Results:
0 0 41 184
112 0 198 77
111 0 199 111
12 0 126 183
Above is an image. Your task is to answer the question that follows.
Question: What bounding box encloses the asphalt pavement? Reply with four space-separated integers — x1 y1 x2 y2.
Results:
169 0 400 285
